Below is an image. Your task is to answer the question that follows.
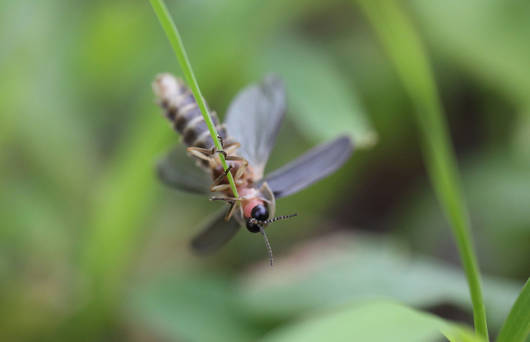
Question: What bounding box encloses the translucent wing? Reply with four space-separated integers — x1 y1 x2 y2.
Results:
224 75 286 180
191 209 241 254
156 146 211 194
263 136 354 199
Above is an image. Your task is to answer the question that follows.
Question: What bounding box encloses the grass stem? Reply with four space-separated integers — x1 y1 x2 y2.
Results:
149 0 239 199
356 0 489 339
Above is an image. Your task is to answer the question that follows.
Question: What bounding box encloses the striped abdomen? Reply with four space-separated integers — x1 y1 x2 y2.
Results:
153 73 228 149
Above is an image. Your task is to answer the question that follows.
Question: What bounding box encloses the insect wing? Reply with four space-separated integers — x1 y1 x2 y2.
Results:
156 146 211 194
224 75 286 180
263 135 354 199
191 209 241 254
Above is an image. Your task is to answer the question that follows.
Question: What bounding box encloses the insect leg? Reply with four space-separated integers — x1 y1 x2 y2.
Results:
239 201 244 218
212 134 231 159
224 201 238 221
223 141 240 154
187 146 215 162
187 143 228 160
225 156 248 181
210 166 234 192
210 195 240 202
225 155 246 162
211 165 232 186
217 133 225 149
218 133 240 157
211 184 232 192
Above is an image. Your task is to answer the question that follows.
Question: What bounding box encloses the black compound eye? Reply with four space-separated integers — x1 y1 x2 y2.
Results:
245 204 269 233
251 205 268 221
246 220 261 233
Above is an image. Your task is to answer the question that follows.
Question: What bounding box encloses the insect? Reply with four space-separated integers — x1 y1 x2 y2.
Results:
152 73 354 265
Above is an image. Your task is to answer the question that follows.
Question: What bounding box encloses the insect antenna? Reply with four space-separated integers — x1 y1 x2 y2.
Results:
249 213 298 227
262 213 298 225
259 226 274 266
249 214 297 266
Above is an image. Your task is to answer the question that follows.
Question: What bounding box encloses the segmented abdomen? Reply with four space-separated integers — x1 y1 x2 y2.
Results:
153 73 228 149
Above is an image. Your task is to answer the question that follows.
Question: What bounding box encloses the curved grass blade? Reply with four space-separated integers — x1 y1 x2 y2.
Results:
356 0 488 338
149 0 239 199
496 279 530 342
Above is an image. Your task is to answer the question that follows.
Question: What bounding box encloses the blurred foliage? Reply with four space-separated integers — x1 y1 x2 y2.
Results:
496 279 530 342
397 152 530 279
259 36 376 148
261 301 483 342
128 234 520 342
239 235 519 330
0 0 528 341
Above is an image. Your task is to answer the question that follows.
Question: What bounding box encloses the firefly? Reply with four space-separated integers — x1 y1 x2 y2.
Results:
152 73 354 265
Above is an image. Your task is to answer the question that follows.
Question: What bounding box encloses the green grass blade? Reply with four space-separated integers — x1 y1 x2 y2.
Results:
149 0 239 199
356 0 489 338
496 279 530 342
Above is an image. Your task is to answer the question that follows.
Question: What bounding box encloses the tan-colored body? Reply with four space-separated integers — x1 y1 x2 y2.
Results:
153 73 275 225
187 141 275 225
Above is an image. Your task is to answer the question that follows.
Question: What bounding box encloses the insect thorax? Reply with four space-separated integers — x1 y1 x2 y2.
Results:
211 159 255 192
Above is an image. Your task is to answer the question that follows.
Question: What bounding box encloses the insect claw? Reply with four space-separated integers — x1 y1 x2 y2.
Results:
217 134 225 148
223 165 233 176
212 134 229 158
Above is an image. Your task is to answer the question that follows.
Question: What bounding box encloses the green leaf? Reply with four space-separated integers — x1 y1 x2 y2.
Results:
261 300 483 342
240 234 520 329
261 37 377 148
497 279 530 342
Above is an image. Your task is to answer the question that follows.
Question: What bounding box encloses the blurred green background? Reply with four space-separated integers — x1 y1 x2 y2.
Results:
0 0 529 341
